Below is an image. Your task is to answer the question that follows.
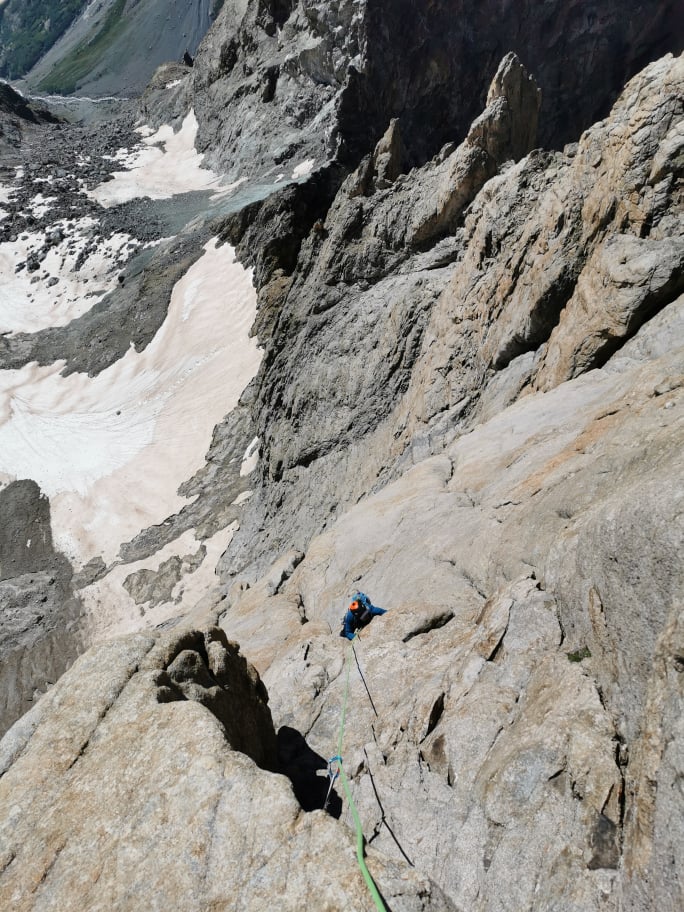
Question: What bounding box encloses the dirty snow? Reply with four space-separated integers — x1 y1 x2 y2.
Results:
79 523 237 639
89 110 221 206
210 177 248 200
0 218 137 334
0 238 262 566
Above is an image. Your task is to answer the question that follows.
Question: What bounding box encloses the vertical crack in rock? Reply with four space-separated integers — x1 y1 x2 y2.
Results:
276 725 341 816
65 663 141 772
422 693 446 742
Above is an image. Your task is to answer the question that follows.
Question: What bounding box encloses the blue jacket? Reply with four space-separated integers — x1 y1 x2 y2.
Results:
342 598 386 640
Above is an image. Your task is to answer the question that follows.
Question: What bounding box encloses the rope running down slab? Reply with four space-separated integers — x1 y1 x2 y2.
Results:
329 635 388 912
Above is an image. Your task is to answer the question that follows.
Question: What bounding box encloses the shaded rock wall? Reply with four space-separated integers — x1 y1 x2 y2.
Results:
352 0 683 160
191 0 684 177
0 481 83 736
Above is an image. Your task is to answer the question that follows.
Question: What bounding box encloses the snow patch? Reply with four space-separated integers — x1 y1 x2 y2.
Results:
29 194 57 218
89 110 221 207
0 219 137 334
78 523 237 639
292 158 315 179
165 79 183 89
0 239 262 566
240 436 260 477
210 177 248 200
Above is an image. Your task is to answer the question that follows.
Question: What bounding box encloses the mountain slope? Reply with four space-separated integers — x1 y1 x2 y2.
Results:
0 3 682 910
19 0 222 97
0 0 89 80
188 0 684 180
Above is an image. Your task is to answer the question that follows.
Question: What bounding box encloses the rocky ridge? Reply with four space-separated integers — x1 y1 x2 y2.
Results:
223 51 684 584
187 0 684 179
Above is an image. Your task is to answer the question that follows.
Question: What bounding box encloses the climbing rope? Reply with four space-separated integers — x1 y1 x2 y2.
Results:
329 635 388 912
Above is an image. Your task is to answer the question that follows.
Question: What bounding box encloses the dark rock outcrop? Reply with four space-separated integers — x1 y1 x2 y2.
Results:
0 80 58 161
0 481 83 736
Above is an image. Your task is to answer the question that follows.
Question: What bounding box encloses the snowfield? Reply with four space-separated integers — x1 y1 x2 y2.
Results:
0 105 271 639
89 111 221 206
0 239 262 568
0 218 137 334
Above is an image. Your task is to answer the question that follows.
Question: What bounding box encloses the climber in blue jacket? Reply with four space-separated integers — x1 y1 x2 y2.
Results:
340 592 387 640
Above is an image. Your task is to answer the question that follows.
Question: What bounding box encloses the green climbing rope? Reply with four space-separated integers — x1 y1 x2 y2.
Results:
334 636 388 912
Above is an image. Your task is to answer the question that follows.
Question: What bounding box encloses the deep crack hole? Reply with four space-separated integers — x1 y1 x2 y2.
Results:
276 726 342 818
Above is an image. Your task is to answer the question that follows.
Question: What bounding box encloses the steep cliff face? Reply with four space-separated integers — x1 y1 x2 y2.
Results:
212 52 681 909
190 0 684 178
223 52 684 584
0 4 682 910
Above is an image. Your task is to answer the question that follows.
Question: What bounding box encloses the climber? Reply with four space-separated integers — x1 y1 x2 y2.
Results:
340 592 387 640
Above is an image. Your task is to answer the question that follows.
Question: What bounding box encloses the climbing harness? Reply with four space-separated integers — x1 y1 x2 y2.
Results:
330 634 388 912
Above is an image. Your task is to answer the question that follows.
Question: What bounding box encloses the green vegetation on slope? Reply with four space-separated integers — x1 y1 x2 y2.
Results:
36 0 128 94
0 0 89 79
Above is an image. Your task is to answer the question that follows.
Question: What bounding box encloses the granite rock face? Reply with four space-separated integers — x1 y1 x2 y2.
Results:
223 52 684 584
0 625 453 912
0 5 683 912
220 295 682 910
